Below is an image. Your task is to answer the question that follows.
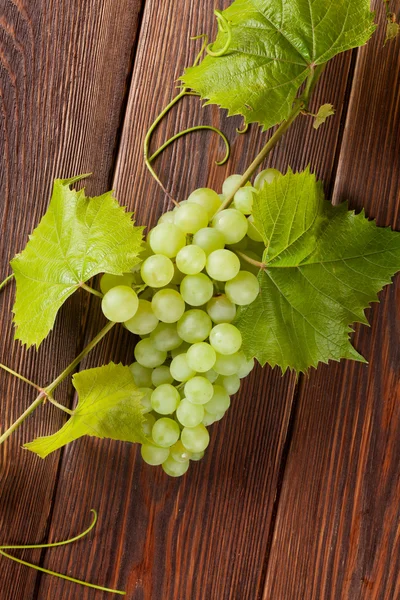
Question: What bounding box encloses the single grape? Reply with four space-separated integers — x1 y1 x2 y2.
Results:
221 374 240 395
141 254 174 287
233 186 256 215
176 244 206 275
212 209 248 244
190 450 205 461
162 456 190 477
151 365 173 387
174 203 208 234
158 210 175 225
193 227 225 255
213 352 242 376
237 353 255 378
209 323 242 355
150 322 182 351
124 299 159 335
247 215 263 242
151 289 185 323
170 353 196 382
203 409 225 425
204 369 219 383
186 342 216 373
139 387 153 413
177 309 212 343
176 399 205 427
184 376 214 405
100 273 136 294
181 424 210 453
101 285 139 323
170 341 191 359
205 385 230 414
206 295 236 324
142 413 156 437
180 273 214 306
134 338 167 368
187 187 221 218
151 384 180 415
129 362 153 387
148 222 186 258
170 440 192 463
222 174 242 197
141 443 170 466
225 271 260 305
206 249 240 281
254 167 281 190
152 417 180 447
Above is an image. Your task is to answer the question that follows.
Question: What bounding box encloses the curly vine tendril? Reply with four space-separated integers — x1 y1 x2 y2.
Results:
0 510 126 595
206 10 233 57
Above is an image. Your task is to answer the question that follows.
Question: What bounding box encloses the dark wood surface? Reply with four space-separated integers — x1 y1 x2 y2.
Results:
0 1 399 599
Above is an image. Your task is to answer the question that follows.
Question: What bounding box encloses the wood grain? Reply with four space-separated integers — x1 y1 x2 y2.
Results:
34 2 363 599
0 0 143 598
262 2 400 599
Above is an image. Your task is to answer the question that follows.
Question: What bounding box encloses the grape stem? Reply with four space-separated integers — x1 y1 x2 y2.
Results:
0 320 116 445
236 252 266 270
80 282 103 298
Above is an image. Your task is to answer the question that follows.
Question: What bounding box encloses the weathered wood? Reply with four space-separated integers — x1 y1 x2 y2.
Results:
34 1 359 599
0 1 144 598
262 2 400 599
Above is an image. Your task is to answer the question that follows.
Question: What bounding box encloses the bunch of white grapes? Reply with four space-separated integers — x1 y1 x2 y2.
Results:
100 168 280 476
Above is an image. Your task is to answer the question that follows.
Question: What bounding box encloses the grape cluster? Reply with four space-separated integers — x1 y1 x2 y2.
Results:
100 169 280 476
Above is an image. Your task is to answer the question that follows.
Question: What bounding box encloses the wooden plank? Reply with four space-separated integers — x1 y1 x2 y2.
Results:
33 2 362 599
262 3 400 599
0 1 144 598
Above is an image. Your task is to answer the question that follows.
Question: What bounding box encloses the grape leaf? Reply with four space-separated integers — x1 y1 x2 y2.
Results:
235 169 400 373
24 363 147 458
313 104 335 130
182 0 375 130
11 175 144 348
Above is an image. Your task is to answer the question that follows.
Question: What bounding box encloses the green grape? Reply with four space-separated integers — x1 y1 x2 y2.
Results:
176 399 204 427
206 249 240 282
225 271 260 305
141 254 174 287
254 167 281 190
193 227 225 255
190 450 205 461
187 187 221 218
100 273 136 294
186 342 216 372
158 210 175 225
209 323 242 355
148 222 186 258
124 299 159 335
221 374 240 395
206 295 236 324
151 384 180 415
177 309 212 343
212 209 248 244
139 387 153 413
222 174 242 197
150 322 182 351
142 413 156 437
129 362 153 387
162 456 190 477
233 186 256 215
184 376 214 405
151 289 185 323
141 442 170 466
213 351 242 376
247 216 263 242
181 424 210 453
205 385 230 414
170 440 192 463
170 341 191 358
174 203 208 234
134 338 167 368
151 365 173 387
176 244 206 275
101 285 139 322
205 369 219 383
151 417 180 447
237 353 255 378
170 353 196 382
203 409 225 425
180 273 214 306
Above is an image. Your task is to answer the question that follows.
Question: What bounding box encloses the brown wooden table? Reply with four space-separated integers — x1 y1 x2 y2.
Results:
0 1 399 598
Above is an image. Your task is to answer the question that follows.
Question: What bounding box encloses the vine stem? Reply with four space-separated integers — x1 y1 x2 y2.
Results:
236 251 265 270
0 363 42 392
0 273 14 292
0 320 116 445
80 282 103 298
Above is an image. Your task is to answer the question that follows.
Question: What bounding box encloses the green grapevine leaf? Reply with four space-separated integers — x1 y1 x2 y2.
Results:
182 0 375 130
24 363 147 458
236 169 400 373
313 104 335 130
11 175 144 348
